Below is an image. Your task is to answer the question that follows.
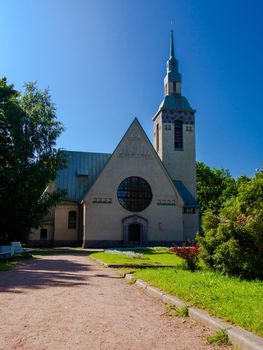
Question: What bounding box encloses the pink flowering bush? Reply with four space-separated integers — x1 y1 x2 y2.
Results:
170 242 200 271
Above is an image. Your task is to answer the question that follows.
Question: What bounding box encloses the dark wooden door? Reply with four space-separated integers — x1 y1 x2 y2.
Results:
128 223 141 243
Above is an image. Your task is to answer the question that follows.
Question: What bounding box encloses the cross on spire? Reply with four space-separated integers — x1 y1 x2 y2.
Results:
170 28 175 58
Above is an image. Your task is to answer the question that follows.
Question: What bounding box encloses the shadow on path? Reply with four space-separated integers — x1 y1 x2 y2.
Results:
0 255 92 293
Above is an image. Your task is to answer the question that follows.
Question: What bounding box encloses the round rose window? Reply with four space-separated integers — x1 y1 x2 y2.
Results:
117 176 152 212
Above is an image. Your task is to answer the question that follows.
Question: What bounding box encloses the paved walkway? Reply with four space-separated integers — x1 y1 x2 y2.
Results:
0 254 232 350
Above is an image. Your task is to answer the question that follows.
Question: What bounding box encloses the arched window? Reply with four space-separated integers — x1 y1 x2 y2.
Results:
156 124 159 152
68 210 77 229
174 120 183 149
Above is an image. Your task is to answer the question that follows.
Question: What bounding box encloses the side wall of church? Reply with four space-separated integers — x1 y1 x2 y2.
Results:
29 204 80 247
30 224 54 247
183 211 199 241
29 207 55 247
53 204 79 245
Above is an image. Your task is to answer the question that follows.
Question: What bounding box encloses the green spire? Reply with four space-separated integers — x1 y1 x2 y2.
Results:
170 29 174 58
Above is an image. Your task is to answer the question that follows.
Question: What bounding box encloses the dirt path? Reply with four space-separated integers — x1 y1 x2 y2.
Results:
0 254 231 350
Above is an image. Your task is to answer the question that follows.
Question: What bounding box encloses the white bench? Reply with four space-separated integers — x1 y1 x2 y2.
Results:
0 245 15 261
11 241 24 254
11 242 33 255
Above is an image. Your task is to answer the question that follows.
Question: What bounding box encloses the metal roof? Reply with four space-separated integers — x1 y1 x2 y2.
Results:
158 95 193 112
55 152 198 207
56 151 111 202
173 180 199 208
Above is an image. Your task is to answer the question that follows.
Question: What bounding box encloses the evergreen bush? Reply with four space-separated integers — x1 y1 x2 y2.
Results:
197 172 263 280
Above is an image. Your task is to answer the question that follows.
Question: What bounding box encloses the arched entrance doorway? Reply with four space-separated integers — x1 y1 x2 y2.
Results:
122 215 148 246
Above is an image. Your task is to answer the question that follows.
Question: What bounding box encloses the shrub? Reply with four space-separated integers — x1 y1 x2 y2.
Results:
197 172 263 280
170 243 199 271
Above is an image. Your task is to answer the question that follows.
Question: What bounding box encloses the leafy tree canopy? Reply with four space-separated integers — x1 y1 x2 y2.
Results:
0 78 65 243
196 161 237 217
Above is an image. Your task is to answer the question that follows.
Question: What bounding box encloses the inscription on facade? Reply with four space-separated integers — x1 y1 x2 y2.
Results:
92 197 112 204
118 130 152 159
157 199 176 206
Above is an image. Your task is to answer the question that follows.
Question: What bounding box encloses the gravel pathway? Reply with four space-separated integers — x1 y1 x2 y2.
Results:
0 254 232 350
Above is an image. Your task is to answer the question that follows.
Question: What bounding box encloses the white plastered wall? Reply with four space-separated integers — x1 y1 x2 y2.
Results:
183 211 199 241
30 225 54 241
29 206 55 241
153 113 199 239
54 204 79 241
83 120 184 243
153 114 196 198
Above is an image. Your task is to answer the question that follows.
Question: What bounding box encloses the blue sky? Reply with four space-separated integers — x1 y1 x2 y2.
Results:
1 0 262 178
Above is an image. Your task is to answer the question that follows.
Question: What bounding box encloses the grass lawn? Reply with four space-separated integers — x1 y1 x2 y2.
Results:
0 253 33 271
0 261 13 271
91 248 263 337
90 249 182 266
134 268 263 337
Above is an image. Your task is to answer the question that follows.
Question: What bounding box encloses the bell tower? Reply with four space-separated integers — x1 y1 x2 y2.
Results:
153 30 197 199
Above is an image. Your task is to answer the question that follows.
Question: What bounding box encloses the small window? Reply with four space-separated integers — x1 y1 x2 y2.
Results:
156 124 159 152
183 208 196 214
76 168 89 176
68 210 77 229
40 228 47 239
165 84 168 95
174 121 183 149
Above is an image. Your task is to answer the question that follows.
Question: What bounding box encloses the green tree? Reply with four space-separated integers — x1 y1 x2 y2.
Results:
0 78 65 243
196 161 237 217
197 171 263 279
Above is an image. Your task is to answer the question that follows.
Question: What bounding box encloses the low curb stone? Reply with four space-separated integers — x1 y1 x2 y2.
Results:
92 257 263 350
125 274 263 350
91 257 175 269
107 263 175 268
146 285 165 299
125 273 134 282
162 294 186 308
228 327 263 350
135 279 147 289
188 307 230 331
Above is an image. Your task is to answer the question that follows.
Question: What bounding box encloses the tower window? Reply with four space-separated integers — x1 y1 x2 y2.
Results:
68 210 77 229
165 84 168 95
174 121 183 149
156 124 159 152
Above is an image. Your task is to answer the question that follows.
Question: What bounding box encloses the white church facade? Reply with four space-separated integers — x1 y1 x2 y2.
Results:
30 31 199 247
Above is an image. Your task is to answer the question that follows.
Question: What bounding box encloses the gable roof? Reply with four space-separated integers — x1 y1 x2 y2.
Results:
55 120 198 208
82 118 184 205
56 151 111 202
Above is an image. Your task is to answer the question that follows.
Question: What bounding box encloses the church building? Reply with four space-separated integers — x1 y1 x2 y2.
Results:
30 30 199 247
